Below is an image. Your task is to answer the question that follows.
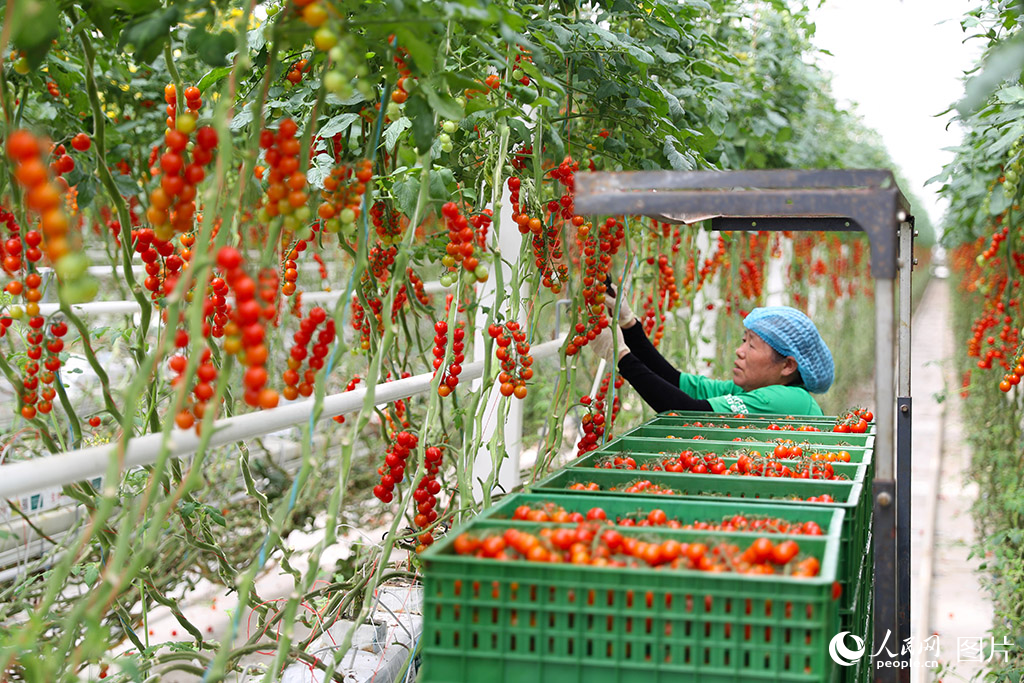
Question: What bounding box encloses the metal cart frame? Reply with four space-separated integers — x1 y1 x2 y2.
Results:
576 169 914 683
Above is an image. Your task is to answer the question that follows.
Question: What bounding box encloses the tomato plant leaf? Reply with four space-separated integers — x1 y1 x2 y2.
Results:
306 153 335 190
76 176 99 211
959 33 1024 116
395 27 436 74
384 117 413 153
188 28 236 67
420 82 464 122
229 102 255 131
197 66 232 93
405 94 436 154
318 113 360 138
10 0 60 69
118 6 181 64
663 135 692 170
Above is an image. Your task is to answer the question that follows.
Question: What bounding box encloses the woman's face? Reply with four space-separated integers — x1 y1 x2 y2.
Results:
733 330 794 391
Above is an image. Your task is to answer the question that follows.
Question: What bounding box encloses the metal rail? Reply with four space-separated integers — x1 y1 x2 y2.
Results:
576 168 911 682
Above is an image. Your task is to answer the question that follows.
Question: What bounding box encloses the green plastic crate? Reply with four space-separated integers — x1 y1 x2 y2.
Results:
480 492 844 535
618 424 874 450
588 437 873 466
421 518 844 683
650 412 876 436
531 469 871 615
572 446 868 484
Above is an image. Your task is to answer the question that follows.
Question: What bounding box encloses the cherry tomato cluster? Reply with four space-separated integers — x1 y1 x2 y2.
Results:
509 502 825 535
471 209 492 249
592 448 845 480
1 210 46 322
406 267 431 307
147 89 218 241
370 200 405 245
673 418 824 433
6 131 73 265
569 479 679 495
566 215 623 356
257 119 308 229
216 246 278 409
832 407 872 433
317 159 369 236
13 318 67 419
282 306 335 400
169 347 216 431
804 494 836 503
285 58 310 85
640 250 681 347
574 374 623 456
349 295 376 351
488 321 533 399
433 319 465 398
374 430 416 503
999 356 1024 392
439 201 488 286
46 80 60 98
128 228 177 298
510 48 533 85
567 479 840 505
412 445 445 551
280 240 307 297
390 46 413 104
452 522 820 576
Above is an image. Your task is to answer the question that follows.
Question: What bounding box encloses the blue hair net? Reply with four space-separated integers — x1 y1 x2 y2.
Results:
743 306 834 394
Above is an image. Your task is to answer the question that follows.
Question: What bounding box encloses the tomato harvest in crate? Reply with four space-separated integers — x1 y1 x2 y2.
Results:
0 0 913 679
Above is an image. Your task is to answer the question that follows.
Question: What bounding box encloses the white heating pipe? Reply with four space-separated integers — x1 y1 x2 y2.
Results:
34 280 447 318
0 337 565 499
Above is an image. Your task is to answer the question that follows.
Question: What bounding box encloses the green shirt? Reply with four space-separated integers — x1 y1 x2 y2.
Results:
678 374 824 416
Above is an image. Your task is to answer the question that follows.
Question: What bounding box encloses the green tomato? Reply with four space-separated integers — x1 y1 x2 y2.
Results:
175 113 197 135
474 264 489 282
60 276 99 305
13 57 30 75
55 253 90 281
314 27 338 52
324 71 347 97
440 141 453 153
439 273 453 288
295 205 311 222
323 218 341 234
340 208 356 224
512 68 524 81
386 102 402 120
442 120 457 134
1005 169 1018 185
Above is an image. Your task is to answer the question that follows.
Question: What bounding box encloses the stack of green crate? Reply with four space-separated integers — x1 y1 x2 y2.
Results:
421 493 846 683
536 411 876 682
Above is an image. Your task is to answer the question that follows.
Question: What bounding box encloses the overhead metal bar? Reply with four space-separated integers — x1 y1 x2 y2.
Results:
575 168 910 683
576 169 910 279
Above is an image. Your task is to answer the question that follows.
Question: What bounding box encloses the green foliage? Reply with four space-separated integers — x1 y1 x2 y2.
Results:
0 0 920 679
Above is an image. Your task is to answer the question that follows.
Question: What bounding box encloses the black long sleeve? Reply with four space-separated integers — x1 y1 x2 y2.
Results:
617 353 713 413
621 321 682 386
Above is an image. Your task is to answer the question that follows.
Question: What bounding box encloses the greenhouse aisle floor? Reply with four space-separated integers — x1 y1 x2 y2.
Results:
910 276 993 682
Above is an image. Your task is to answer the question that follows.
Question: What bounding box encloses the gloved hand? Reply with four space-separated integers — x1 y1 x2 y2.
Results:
590 326 629 365
604 293 636 329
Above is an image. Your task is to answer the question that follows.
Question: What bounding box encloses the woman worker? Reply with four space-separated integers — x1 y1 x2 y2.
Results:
592 292 834 416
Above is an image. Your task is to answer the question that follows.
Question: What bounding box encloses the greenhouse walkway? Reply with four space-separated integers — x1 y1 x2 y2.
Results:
910 275 992 681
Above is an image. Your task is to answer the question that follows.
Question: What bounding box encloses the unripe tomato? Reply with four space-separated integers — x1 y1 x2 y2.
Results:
175 113 197 135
